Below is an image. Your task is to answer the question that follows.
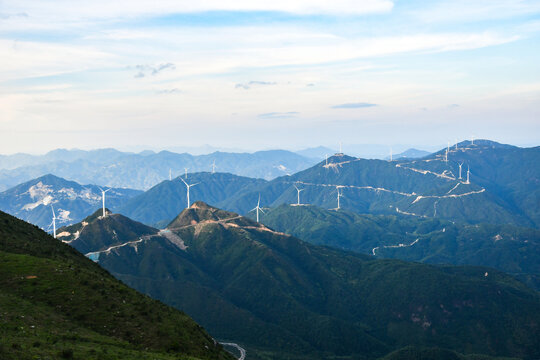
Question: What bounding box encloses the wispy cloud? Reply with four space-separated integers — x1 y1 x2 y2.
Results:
134 63 175 78
258 112 299 119
448 103 459 108
156 88 181 95
235 81 277 89
331 102 377 109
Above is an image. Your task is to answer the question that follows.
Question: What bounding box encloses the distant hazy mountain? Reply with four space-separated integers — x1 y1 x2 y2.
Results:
117 172 267 227
59 202 540 359
295 146 335 159
256 204 540 290
384 148 432 160
0 210 233 360
222 140 539 227
0 174 141 230
0 148 316 191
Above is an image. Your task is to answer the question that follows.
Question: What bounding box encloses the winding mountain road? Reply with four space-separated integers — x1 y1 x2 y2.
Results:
219 342 246 360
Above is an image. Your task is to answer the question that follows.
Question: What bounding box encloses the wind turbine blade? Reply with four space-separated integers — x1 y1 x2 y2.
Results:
180 177 188 186
98 186 104 192
191 182 199 187
249 207 257 213
51 205 55 217
259 208 266 214
104 188 111 193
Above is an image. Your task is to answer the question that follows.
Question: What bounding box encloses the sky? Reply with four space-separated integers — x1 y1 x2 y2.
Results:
0 0 539 154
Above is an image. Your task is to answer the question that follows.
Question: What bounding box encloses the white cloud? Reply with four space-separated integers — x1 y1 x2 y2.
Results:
413 0 540 23
1 0 394 21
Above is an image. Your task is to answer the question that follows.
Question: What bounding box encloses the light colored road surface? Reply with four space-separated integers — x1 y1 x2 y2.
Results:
219 342 246 360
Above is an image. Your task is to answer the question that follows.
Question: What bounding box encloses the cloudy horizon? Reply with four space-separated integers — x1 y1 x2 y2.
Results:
1 0 539 154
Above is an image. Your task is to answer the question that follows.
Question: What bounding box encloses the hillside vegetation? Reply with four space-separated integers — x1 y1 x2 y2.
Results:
65 202 540 359
0 210 233 360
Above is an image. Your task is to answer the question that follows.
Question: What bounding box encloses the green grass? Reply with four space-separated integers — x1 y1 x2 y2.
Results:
0 211 233 360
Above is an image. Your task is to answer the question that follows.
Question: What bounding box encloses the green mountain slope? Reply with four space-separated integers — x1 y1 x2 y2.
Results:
222 141 539 228
256 204 540 289
64 202 540 359
117 172 266 227
57 209 158 254
0 210 233 360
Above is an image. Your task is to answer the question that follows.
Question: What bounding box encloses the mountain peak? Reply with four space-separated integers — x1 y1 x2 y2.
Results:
167 201 239 228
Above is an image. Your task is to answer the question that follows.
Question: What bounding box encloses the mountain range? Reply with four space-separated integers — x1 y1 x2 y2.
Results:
221 140 539 228
57 202 540 360
0 209 233 360
0 174 141 230
0 148 318 191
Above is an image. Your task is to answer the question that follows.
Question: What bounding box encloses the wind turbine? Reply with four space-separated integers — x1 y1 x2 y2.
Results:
445 149 448 163
471 135 475 145
184 167 188 179
50 205 57 239
169 168 172 181
466 165 470 184
180 177 199 208
98 187 111 218
389 147 393 162
293 184 305 205
249 194 265 222
325 154 328 167
447 141 450 154
211 160 217 174
336 186 344 210
458 162 463 179
455 138 458 150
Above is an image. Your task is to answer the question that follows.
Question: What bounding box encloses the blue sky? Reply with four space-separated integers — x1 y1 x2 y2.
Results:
0 0 539 154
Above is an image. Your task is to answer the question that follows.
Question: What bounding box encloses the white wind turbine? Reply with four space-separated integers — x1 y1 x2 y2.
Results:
50 205 57 238
389 147 393 162
466 165 470 184
169 168 172 181
249 194 265 222
293 184 305 205
184 167 189 179
98 187 111 218
458 162 463 179
336 186 344 210
211 160 217 174
180 177 199 208
445 148 448 163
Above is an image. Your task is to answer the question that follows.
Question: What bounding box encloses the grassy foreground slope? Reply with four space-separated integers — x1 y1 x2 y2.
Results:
0 210 233 360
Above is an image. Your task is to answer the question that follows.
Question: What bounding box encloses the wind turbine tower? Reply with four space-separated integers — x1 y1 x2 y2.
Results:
212 160 216 174
336 186 344 210
447 141 450 154
466 165 470 184
249 194 265 222
293 184 305 205
455 139 458 150
51 205 57 239
169 168 172 181
389 147 393 162
458 163 463 179
180 177 199 208
445 149 448 163
98 187 111 218
471 135 475 145
184 167 188 179
325 154 328 167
